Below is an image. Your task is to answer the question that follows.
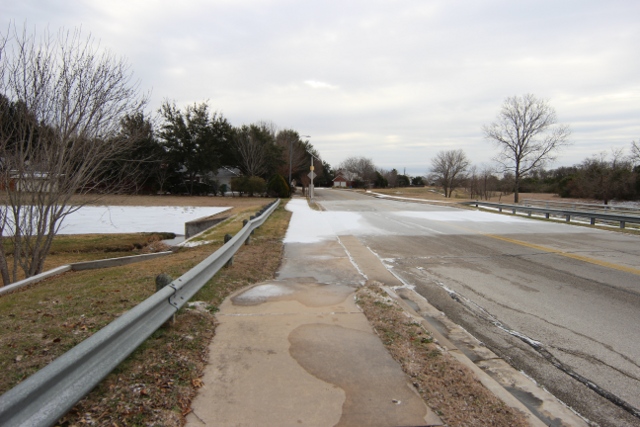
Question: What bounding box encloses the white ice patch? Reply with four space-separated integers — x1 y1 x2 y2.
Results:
47 205 229 235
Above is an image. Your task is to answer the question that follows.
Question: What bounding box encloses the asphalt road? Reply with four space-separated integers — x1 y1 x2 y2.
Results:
313 189 640 427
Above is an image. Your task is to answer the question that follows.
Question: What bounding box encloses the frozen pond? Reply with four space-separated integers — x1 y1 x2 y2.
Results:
2 205 230 236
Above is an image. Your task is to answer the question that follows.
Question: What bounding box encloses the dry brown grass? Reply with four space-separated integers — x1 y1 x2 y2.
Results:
356 284 529 427
0 200 289 426
369 186 458 201
369 187 608 205
68 193 273 208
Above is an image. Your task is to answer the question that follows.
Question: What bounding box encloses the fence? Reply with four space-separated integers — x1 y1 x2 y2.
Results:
0 200 280 427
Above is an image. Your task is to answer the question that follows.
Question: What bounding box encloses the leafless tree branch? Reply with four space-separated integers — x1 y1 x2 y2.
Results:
483 94 571 203
0 22 148 285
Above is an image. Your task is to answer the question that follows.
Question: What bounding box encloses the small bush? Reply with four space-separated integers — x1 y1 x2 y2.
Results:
267 174 290 198
230 176 266 197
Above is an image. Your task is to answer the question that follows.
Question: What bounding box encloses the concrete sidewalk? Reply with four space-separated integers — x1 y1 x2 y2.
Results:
186 232 444 426
186 278 443 426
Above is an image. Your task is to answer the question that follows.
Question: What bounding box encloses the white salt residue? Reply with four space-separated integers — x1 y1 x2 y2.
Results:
53 206 229 235
336 236 368 283
236 284 294 302
180 240 213 248
284 199 389 243
324 211 386 236
394 210 527 223
283 199 335 243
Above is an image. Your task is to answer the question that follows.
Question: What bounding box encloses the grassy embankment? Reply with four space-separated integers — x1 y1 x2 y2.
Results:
0 198 289 426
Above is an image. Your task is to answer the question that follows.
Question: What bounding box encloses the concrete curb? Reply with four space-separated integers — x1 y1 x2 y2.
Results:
70 251 174 271
0 266 72 297
0 251 174 297
377 284 588 427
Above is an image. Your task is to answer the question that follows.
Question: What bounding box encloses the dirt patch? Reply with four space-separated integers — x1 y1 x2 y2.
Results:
356 283 530 427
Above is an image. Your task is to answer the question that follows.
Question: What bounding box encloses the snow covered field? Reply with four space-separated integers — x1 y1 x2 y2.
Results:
3 206 229 236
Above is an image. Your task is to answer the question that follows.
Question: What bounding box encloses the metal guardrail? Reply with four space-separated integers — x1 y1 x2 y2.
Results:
0 199 280 427
521 199 640 216
465 200 640 229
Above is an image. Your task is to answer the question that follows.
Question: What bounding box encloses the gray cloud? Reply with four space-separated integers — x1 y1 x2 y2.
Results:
3 0 639 175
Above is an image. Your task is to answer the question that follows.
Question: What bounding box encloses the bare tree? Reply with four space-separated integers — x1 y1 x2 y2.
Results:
233 123 280 178
385 168 398 188
429 149 470 198
467 164 499 200
338 156 376 186
275 129 307 185
483 94 571 203
631 140 640 166
0 23 148 285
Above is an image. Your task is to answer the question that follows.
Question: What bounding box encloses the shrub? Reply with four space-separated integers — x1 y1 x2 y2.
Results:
267 174 290 198
246 176 266 196
230 176 266 196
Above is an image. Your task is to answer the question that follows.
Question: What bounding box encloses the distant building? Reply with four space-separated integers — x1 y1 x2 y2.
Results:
212 167 242 187
8 171 60 192
332 170 356 188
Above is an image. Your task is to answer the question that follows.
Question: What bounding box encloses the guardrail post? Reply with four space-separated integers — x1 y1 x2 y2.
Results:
620 221 626 229
499 207 503 212
243 219 251 245
512 208 516 214
224 234 234 267
250 216 256 235
565 214 571 222
155 274 173 292
545 213 550 219
591 217 596 225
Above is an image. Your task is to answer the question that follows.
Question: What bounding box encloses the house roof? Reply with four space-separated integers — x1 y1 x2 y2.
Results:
333 170 358 181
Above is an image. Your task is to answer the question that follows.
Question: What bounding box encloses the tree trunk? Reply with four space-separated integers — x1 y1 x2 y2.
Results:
0 240 10 287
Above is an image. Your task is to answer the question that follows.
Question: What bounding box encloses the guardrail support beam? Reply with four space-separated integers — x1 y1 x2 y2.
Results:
224 234 234 267
466 201 640 229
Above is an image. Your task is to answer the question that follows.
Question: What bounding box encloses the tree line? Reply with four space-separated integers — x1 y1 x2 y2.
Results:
111 102 326 197
340 94 638 205
426 142 640 203
0 23 326 285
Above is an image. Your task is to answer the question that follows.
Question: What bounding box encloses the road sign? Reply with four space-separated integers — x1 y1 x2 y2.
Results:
308 171 316 181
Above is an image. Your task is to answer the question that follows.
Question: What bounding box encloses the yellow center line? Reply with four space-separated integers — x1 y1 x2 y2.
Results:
485 233 640 276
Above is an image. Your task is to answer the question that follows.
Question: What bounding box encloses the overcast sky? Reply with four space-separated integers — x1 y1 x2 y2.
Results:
3 0 639 176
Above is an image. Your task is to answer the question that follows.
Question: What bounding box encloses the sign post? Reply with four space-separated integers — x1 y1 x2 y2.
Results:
308 166 315 201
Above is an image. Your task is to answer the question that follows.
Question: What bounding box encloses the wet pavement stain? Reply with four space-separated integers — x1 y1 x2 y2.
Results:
231 280 354 308
288 323 436 427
